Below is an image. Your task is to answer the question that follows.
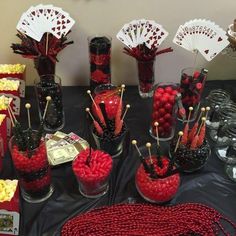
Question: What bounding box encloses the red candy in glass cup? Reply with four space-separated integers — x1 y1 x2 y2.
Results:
73 148 113 198
150 83 179 141
135 156 180 203
92 84 122 120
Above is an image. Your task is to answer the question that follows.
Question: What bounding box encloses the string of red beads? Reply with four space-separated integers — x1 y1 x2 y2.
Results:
61 203 236 236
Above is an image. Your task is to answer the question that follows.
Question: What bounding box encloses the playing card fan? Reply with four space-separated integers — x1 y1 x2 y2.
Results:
173 19 229 61
116 19 173 98
11 4 74 76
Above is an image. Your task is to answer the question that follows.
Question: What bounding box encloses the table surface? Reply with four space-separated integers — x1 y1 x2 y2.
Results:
2 81 236 236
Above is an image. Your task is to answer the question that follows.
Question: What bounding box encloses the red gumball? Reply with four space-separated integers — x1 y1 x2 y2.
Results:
164 103 172 112
164 86 173 94
156 88 165 94
158 108 166 116
164 113 172 121
158 117 165 124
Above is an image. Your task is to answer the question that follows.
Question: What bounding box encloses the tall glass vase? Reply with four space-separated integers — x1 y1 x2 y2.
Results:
88 35 112 91
35 75 65 132
136 59 155 98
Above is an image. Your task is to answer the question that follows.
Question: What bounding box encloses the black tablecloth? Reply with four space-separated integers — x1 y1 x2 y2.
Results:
2 81 236 236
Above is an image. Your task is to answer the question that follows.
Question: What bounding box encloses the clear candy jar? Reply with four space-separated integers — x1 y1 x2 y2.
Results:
215 120 236 164
135 155 180 203
205 89 231 130
9 132 54 203
209 103 236 142
72 148 113 198
150 83 179 141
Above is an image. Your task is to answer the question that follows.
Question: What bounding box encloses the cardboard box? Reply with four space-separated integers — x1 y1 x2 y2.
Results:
0 64 26 98
0 79 20 116
0 96 14 137
0 180 20 235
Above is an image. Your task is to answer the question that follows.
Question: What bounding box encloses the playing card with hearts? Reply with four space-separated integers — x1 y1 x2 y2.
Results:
173 19 229 61
117 19 169 49
16 4 75 41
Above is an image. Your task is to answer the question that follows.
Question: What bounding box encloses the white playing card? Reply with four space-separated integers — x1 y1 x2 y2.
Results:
16 4 75 41
116 29 133 48
173 19 230 61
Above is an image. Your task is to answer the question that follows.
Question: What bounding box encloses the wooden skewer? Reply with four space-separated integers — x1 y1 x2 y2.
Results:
132 140 142 156
146 142 153 164
7 107 14 126
154 122 160 147
197 107 205 123
6 100 17 123
120 84 125 103
187 106 193 123
85 108 95 121
121 104 130 121
87 90 98 109
25 103 31 128
43 96 51 120
205 106 210 120
174 131 183 153
197 117 206 136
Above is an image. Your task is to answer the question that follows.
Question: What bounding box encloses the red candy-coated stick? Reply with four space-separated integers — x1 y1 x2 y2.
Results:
197 120 206 147
181 107 193 145
87 90 106 127
189 107 205 142
190 117 206 149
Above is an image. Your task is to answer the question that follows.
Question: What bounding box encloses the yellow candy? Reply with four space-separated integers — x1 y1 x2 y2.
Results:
0 114 6 125
0 179 18 202
0 78 19 91
0 64 25 73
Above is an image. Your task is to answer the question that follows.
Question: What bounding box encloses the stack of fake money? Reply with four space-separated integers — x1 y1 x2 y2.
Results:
46 131 89 166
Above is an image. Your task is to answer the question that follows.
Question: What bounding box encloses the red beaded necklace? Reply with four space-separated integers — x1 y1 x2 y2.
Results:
61 203 236 235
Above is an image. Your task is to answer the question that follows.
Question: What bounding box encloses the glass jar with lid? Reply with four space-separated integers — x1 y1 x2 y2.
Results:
205 89 231 130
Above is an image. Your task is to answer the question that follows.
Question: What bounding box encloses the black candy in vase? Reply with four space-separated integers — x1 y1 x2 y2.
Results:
89 36 111 91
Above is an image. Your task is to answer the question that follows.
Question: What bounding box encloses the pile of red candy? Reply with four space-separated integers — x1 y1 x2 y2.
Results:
11 142 51 196
73 148 112 194
136 156 180 203
151 85 178 138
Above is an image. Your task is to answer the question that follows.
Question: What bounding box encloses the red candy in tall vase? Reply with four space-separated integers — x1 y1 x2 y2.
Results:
88 36 112 91
180 67 208 121
150 83 179 141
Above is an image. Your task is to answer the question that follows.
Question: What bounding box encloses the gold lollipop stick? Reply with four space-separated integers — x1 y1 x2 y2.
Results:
174 131 183 153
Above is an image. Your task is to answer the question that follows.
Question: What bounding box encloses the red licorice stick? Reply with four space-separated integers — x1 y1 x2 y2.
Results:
197 123 206 147
93 120 103 135
115 102 122 133
188 122 198 143
190 134 199 149
181 123 189 145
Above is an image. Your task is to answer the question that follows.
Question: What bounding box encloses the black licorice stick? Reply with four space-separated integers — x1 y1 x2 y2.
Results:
99 102 111 131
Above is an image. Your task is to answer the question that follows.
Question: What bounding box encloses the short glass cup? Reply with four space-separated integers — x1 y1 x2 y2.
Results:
35 74 65 132
135 155 180 203
92 123 128 158
169 139 211 173
72 148 113 198
9 132 54 203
